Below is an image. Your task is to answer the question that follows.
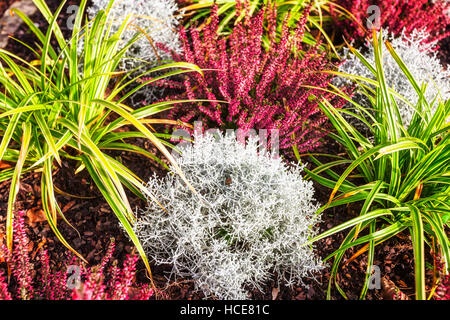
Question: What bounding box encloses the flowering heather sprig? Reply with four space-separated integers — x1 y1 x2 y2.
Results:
435 275 450 300
114 254 139 299
98 238 115 276
331 0 450 48
434 255 450 300
38 248 52 298
0 212 34 299
0 271 12 300
0 212 153 300
153 2 348 152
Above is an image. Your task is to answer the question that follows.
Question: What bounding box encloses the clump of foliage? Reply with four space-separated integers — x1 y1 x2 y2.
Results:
303 31 449 300
335 28 449 127
0 0 202 278
0 211 153 300
87 0 182 70
86 0 184 104
331 0 449 47
134 133 323 299
156 3 347 152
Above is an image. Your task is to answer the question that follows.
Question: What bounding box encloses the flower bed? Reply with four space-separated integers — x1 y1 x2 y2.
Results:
0 0 448 301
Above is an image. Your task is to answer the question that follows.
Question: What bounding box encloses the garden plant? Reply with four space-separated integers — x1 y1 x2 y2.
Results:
336 28 449 128
134 133 323 299
181 0 342 54
0 0 448 303
156 2 348 152
303 30 449 300
0 0 204 280
330 0 449 47
0 211 153 300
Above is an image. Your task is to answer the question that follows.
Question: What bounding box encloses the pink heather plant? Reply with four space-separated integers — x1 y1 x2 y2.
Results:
434 256 450 300
435 275 450 300
331 0 450 47
153 2 347 152
0 271 12 300
0 211 153 300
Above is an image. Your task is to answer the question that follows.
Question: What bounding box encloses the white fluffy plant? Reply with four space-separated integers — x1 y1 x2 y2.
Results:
88 0 182 71
134 133 323 299
337 29 449 127
85 0 182 104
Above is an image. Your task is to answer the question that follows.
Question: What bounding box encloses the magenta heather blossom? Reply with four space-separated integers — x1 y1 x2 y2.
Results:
153 2 347 152
331 0 449 47
434 256 450 300
0 271 12 300
0 211 153 300
0 212 34 299
436 275 450 300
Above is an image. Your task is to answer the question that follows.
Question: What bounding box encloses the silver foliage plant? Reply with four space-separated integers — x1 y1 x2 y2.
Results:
86 0 183 104
134 133 323 299
88 0 182 70
337 28 449 127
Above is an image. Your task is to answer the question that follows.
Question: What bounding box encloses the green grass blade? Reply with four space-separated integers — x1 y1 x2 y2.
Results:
408 204 426 300
6 122 32 251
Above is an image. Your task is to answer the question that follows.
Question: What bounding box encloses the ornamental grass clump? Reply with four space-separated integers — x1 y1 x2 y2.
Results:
304 31 449 300
134 133 323 300
335 29 450 127
88 0 182 71
0 0 203 278
154 3 348 152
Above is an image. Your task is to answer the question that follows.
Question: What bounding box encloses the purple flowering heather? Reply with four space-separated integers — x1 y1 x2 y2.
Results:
0 211 153 300
153 2 348 152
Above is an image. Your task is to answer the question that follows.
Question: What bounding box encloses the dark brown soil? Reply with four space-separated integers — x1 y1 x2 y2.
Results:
0 0 428 301
0 1 17 15
438 31 450 66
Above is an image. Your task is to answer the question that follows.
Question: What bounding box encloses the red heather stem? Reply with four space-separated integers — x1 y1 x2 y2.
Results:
11 211 34 299
0 270 12 300
435 272 450 300
112 254 139 300
38 249 52 298
98 240 115 276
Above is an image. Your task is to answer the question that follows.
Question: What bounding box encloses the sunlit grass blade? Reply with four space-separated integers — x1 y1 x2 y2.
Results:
408 204 426 300
303 209 393 247
6 122 32 251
